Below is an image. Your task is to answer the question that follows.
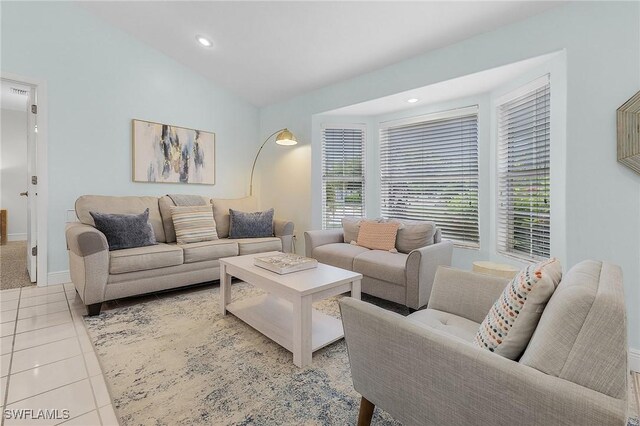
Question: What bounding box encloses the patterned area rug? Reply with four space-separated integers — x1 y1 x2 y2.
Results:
84 282 639 426
84 283 402 425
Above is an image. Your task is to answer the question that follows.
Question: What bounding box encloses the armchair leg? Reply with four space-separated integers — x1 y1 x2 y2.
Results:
357 396 375 426
86 303 102 316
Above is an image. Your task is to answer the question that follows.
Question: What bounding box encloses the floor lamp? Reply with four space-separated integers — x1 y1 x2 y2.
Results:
249 128 297 196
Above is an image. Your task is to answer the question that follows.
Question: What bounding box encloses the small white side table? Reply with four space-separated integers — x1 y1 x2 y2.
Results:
472 261 519 279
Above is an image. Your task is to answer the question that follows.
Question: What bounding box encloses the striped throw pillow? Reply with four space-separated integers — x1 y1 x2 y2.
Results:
170 205 218 245
474 258 562 359
355 221 400 252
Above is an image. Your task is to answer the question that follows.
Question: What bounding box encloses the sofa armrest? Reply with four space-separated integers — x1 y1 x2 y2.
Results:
273 218 295 253
65 223 109 305
339 298 626 426
273 218 294 237
404 240 453 310
427 266 509 323
304 229 344 257
66 223 108 257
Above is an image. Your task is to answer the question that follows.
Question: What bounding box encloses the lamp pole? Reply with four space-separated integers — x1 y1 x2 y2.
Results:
249 128 286 196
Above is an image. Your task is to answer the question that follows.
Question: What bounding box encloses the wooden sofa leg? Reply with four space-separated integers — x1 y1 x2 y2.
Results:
357 396 375 426
87 303 102 316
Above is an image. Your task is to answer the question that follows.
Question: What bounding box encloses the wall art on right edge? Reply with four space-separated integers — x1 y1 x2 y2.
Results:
617 91 640 175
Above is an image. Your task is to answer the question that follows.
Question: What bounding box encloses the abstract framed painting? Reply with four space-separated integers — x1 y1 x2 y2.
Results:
132 119 215 185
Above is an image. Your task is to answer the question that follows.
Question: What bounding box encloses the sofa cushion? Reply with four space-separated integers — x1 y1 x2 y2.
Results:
76 195 166 242
356 221 400 252
353 250 408 286
90 208 156 251
475 258 562 360
312 243 369 271
159 195 209 243
407 309 480 343
179 240 238 264
385 219 437 253
171 205 218 244
109 243 183 274
229 208 274 238
211 197 257 238
519 260 627 399
342 217 363 243
229 237 282 255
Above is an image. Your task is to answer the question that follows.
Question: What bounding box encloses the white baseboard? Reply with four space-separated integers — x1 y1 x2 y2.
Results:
8 233 27 241
47 270 71 286
630 348 640 373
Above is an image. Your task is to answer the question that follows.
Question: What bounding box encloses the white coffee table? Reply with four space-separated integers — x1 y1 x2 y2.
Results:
219 252 362 367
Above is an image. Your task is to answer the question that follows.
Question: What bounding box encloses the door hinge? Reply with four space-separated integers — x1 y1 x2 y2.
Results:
31 246 37 256
31 176 37 185
31 104 37 114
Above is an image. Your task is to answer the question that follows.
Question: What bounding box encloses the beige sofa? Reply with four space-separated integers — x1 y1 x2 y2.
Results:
304 221 453 310
341 260 628 425
65 195 294 315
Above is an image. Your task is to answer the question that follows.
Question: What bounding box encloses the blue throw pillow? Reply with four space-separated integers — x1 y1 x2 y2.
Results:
228 208 274 238
90 208 157 251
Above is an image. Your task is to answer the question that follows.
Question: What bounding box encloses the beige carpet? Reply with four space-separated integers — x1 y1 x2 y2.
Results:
0 241 35 290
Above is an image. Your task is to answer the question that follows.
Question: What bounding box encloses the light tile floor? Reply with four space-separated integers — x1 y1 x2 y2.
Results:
0 283 117 425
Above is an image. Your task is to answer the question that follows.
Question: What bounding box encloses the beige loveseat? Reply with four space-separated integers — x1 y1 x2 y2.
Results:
65 195 293 315
304 220 453 310
341 260 628 425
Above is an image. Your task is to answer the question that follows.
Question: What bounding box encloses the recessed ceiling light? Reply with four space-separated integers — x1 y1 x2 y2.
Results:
407 98 419 103
196 35 212 48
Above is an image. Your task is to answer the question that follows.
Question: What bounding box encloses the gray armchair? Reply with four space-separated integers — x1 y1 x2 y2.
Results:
340 261 628 426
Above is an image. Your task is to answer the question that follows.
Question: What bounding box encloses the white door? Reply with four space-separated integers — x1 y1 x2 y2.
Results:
25 87 37 282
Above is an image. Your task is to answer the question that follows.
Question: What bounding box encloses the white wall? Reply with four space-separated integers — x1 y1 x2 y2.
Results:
0 108 28 240
258 2 640 349
1 2 260 274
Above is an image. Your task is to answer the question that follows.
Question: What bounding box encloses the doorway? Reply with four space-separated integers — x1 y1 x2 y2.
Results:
1 78 41 289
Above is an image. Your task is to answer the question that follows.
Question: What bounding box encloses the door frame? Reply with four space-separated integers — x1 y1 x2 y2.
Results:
1 72 48 287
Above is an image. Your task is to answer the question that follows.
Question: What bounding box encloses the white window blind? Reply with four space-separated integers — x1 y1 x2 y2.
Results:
497 76 551 260
322 126 365 229
380 107 479 247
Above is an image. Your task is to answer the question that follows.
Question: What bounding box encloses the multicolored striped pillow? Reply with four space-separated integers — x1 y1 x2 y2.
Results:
474 258 562 359
170 205 218 245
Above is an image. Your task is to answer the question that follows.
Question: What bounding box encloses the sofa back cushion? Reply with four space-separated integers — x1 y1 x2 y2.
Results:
385 219 437 253
519 260 627 399
158 195 210 243
342 217 364 243
76 195 166 243
211 196 257 238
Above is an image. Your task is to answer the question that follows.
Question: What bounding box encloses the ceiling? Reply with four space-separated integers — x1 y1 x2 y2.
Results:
323 52 559 116
1 81 30 112
79 1 564 107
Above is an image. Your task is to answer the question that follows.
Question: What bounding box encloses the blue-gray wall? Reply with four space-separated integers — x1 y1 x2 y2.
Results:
1 2 260 273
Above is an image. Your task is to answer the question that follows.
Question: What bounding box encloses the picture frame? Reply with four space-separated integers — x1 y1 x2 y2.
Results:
132 119 215 185
617 91 640 175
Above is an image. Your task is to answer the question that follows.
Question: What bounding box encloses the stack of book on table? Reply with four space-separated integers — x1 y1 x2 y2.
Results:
254 253 318 274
